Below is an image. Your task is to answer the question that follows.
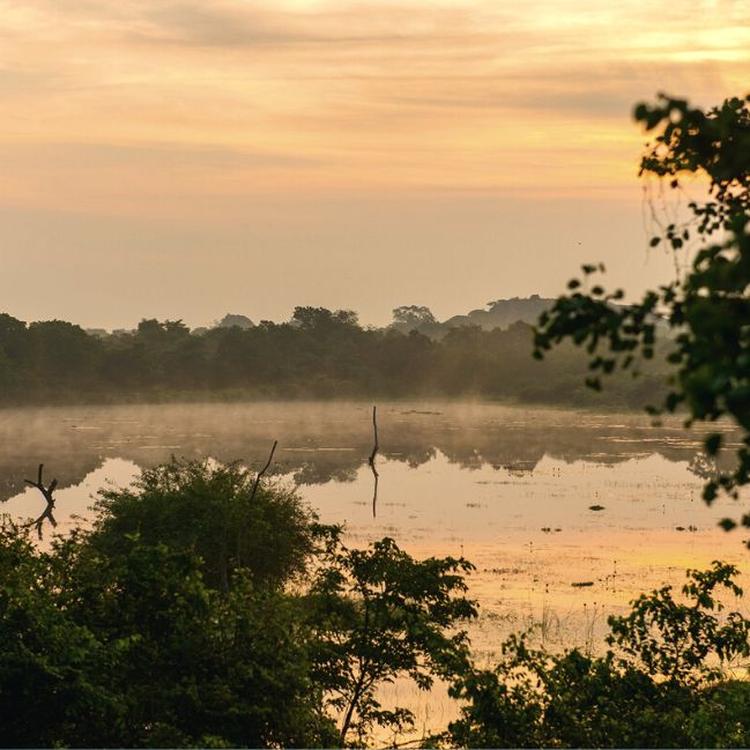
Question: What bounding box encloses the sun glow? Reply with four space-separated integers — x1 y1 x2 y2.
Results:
0 0 748 326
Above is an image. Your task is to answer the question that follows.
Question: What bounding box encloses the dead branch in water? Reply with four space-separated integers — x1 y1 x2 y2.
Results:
24 463 58 540
369 406 379 517
250 440 278 501
368 405 379 467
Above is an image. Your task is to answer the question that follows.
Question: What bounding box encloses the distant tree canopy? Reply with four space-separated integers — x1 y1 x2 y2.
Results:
291 306 359 331
390 305 437 332
535 93 750 532
216 313 255 330
0 306 666 407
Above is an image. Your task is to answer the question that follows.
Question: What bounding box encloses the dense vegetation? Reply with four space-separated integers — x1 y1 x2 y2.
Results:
0 460 476 747
0 307 665 407
447 562 750 748
445 91 750 748
3 460 750 748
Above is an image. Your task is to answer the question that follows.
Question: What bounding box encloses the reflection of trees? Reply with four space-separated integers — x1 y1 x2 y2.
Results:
0 454 104 504
0 402 735 503
686 452 731 482
292 463 359 486
394 446 437 469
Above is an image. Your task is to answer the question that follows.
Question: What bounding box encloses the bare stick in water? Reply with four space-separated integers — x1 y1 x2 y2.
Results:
250 440 278 500
368 406 379 517
24 463 58 540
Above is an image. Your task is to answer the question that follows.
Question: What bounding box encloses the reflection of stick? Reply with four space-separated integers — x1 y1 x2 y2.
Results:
250 440 278 501
24 463 58 540
368 406 379 517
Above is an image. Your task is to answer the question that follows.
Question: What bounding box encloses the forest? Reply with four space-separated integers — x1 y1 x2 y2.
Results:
0 307 665 407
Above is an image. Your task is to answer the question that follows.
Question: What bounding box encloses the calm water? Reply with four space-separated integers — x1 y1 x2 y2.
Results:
2 401 747 736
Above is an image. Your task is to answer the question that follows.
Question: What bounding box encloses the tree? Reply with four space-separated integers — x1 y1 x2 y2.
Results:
292 306 359 331
606 561 750 686
26 320 101 391
308 537 477 746
391 305 437 332
88 458 323 591
0 313 27 361
215 314 255 330
0 461 339 748
0 521 117 747
534 93 750 533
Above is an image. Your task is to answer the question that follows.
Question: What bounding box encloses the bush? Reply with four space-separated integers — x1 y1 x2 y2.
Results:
87 458 321 591
445 562 750 748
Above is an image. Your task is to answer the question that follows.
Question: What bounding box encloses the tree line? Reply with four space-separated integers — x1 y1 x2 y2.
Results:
0 306 665 407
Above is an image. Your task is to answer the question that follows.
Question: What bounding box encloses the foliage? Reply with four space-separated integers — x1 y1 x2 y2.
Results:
0 307 665 407
391 305 437 333
0 463 336 748
607 561 750 685
445 562 750 748
0 459 477 748
308 537 476 746
0 522 116 747
88 458 320 591
534 93 750 531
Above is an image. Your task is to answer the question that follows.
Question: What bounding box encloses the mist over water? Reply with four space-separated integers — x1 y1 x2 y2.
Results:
2 401 743 589
0 400 731 499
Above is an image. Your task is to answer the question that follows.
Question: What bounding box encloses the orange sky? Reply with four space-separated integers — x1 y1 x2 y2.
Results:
1 0 749 328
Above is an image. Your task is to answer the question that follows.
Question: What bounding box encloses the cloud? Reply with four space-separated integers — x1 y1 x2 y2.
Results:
0 0 747 211
7 0 495 49
368 60 728 118
0 141 319 169
138 3 314 47
0 67 64 95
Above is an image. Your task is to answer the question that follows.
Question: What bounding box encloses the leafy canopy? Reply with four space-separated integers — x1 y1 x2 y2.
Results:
308 536 476 746
534 93 750 530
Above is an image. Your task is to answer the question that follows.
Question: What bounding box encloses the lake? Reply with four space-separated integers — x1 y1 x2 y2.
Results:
2 401 747 737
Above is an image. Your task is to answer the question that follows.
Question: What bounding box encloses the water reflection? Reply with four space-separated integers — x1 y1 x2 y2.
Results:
1 401 747 663
0 401 734 504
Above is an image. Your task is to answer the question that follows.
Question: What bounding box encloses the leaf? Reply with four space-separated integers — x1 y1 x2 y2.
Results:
705 433 722 456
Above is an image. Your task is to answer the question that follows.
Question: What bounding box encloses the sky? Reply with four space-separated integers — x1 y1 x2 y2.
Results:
1 0 749 329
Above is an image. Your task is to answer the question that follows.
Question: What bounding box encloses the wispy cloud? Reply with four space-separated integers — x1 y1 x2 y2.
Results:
0 0 747 213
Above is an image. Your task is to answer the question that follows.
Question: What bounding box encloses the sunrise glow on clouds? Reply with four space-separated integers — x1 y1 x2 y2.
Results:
3 0 748 213
0 1 748 327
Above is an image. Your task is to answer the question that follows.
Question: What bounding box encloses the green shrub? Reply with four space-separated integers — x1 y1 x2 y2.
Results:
445 562 750 748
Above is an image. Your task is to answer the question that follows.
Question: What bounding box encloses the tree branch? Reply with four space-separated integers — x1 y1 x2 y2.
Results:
23 463 58 540
369 406 379 518
250 440 278 501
